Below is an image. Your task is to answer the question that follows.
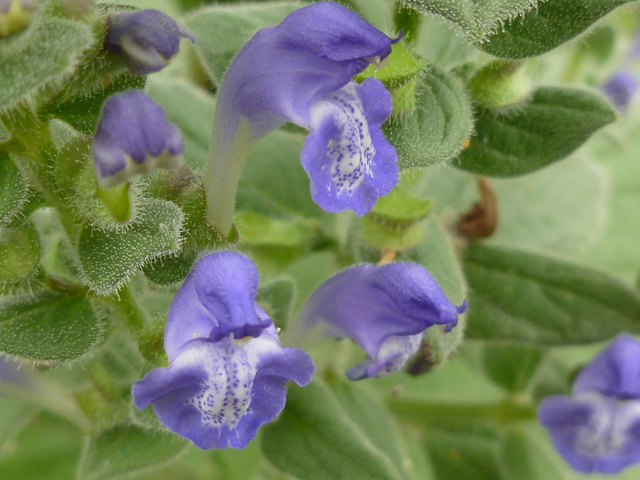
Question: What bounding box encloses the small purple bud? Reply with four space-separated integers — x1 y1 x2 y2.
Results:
0 0 35 37
297 262 466 380
602 72 639 111
92 90 184 187
105 9 195 75
538 335 640 474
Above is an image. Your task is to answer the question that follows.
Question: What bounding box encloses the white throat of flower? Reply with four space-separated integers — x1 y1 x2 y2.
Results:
309 83 375 197
374 333 422 377
178 335 280 429
573 392 640 458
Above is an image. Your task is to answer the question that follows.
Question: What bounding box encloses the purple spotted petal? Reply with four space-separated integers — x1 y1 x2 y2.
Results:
301 78 398 215
92 90 184 187
164 252 271 362
298 262 466 379
106 9 194 75
205 2 399 232
602 72 639 111
133 329 314 449
538 392 640 474
573 334 640 400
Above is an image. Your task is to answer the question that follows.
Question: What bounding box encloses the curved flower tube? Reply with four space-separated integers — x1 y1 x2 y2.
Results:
296 262 466 380
538 334 640 474
92 91 184 187
205 2 400 235
132 252 315 449
105 9 195 75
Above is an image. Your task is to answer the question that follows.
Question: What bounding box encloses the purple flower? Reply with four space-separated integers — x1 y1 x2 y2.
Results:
92 90 184 187
0 0 35 38
204 2 400 235
105 9 194 75
297 262 466 380
132 252 315 449
538 335 640 474
601 72 639 111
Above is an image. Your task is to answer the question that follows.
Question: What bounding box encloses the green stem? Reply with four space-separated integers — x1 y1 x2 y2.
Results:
103 285 147 338
387 396 537 427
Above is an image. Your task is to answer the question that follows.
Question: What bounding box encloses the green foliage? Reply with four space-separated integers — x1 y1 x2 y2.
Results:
0 290 104 364
479 0 635 59
0 4 95 113
185 2 301 87
456 87 616 177
355 43 424 88
384 66 473 169
78 198 184 294
0 154 30 226
76 424 187 480
400 0 538 42
257 276 295 329
0 222 41 293
46 74 146 135
261 377 416 480
464 244 640 344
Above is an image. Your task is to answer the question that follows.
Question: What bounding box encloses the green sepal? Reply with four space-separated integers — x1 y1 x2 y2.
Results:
142 250 198 288
478 0 634 59
78 197 184 295
384 66 473 169
456 87 616 177
354 43 424 89
464 244 640 344
76 424 187 480
0 222 41 294
0 3 96 114
0 289 105 364
360 219 427 251
467 60 531 108
261 377 417 480
257 276 295 330
0 152 31 226
390 79 417 115
96 182 131 223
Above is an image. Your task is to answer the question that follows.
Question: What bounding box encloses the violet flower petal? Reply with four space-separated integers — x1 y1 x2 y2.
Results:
106 9 194 75
298 262 466 379
205 2 400 233
301 78 398 215
163 252 271 361
538 392 640 474
133 328 314 449
92 90 184 187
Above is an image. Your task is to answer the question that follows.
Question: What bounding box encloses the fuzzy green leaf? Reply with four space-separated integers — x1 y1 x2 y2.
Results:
384 66 473 169
0 154 30 226
257 276 295 329
0 10 95 112
464 244 640 344
400 0 538 42
261 378 414 480
78 198 184 295
478 0 635 59
0 291 104 364
455 87 616 177
76 424 187 480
